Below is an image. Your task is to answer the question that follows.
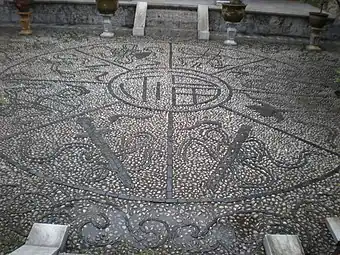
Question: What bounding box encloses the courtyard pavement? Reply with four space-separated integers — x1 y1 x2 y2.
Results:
0 27 340 254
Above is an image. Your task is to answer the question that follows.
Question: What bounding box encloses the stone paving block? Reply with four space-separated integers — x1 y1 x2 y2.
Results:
26 223 69 248
133 1 147 36
60 253 86 255
263 234 305 255
326 217 340 244
9 223 70 255
10 245 59 255
197 4 209 40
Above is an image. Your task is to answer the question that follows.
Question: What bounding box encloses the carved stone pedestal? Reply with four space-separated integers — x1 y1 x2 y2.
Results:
224 26 237 46
18 11 32 35
306 27 323 51
100 14 114 38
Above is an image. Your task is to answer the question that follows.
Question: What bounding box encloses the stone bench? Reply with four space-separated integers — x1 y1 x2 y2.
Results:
263 234 305 255
326 217 340 255
9 223 69 255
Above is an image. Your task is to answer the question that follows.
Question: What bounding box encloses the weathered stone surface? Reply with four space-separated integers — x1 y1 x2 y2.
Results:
0 27 339 254
0 2 135 27
146 8 197 30
9 223 69 255
10 245 59 255
60 253 86 255
198 4 210 40
326 0 340 16
26 223 69 248
0 0 339 39
244 0 322 17
263 235 304 255
133 1 147 36
326 217 340 243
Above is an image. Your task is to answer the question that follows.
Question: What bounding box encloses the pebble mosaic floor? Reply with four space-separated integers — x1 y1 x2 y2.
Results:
0 27 339 254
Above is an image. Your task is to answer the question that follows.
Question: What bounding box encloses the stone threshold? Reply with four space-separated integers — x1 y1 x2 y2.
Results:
5 0 334 18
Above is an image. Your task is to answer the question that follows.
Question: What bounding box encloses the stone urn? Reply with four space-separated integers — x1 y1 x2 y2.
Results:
15 0 33 35
307 12 329 51
221 0 247 45
221 0 246 23
96 0 119 37
306 0 330 51
309 12 329 28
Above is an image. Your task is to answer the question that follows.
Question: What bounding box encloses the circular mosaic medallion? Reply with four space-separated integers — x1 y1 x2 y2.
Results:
108 68 232 112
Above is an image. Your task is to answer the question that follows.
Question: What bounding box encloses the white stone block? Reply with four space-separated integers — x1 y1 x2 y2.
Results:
100 32 114 38
263 234 305 255
26 223 69 248
197 4 209 40
101 15 114 38
133 27 144 37
198 31 209 40
60 253 86 255
224 27 237 45
215 0 230 5
10 223 70 255
10 245 59 255
326 217 340 243
133 1 147 36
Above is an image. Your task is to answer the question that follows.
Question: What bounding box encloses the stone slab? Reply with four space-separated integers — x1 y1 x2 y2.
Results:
9 223 70 254
242 0 332 18
10 245 59 255
198 30 210 40
60 253 86 255
263 235 305 255
25 223 69 249
146 8 197 30
198 4 210 40
144 0 332 18
133 1 147 36
1 0 335 18
326 217 340 243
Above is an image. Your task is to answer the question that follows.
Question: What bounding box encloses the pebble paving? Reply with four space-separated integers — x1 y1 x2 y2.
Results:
0 27 339 254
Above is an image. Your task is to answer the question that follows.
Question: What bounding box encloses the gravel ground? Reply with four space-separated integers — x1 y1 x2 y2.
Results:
0 26 339 255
